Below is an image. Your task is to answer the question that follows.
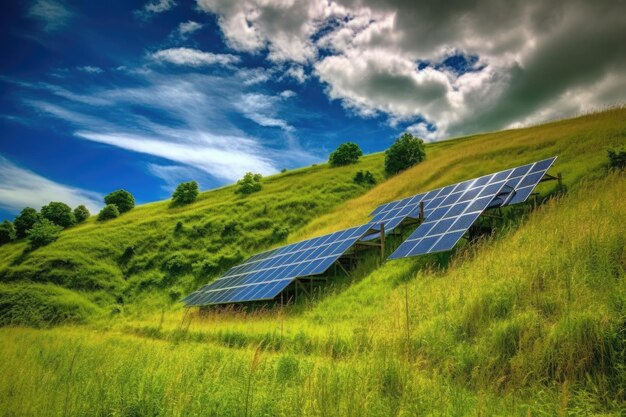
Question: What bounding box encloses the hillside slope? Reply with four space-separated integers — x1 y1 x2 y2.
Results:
0 108 625 416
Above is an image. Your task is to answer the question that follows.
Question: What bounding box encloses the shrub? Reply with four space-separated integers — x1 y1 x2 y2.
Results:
41 202 76 228
162 253 191 275
353 170 376 185
104 189 135 213
98 204 120 221
608 149 626 170
329 142 363 167
73 205 90 223
384 133 426 175
14 207 39 238
236 172 263 195
0 220 16 245
172 181 199 205
27 218 62 248
281 168 287 173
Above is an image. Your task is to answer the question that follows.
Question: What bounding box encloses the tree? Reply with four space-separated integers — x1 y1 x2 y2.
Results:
41 202 75 228
235 172 263 195
0 220 16 245
98 204 120 221
27 219 62 248
172 181 199 205
329 142 363 167
384 133 426 176
104 190 135 213
14 207 39 238
73 205 90 223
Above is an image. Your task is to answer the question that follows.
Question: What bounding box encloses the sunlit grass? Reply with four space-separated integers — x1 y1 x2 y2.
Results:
0 108 625 416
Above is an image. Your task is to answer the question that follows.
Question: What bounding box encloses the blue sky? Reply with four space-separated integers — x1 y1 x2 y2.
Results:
1 0 625 221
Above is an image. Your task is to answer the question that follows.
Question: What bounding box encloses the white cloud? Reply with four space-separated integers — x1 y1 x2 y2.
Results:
236 93 294 132
138 0 176 16
76 131 275 182
77 66 103 74
150 47 240 67
282 66 307 83
177 21 203 38
28 0 73 32
279 90 296 99
195 0 347 63
0 156 102 214
196 0 626 139
21 73 317 183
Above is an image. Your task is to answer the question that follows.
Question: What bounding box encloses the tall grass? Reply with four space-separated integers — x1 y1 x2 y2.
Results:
0 108 625 416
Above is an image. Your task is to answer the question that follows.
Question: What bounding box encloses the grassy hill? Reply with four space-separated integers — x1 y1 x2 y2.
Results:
0 108 625 416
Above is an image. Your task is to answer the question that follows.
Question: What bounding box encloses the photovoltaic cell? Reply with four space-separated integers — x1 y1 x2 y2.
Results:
387 157 557 259
182 224 373 306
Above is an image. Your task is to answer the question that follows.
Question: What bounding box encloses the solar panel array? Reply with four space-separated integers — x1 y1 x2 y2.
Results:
182 156 556 306
388 157 557 259
182 224 373 306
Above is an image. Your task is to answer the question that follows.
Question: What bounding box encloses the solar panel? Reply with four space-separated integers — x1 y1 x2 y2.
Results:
387 157 557 259
183 224 373 306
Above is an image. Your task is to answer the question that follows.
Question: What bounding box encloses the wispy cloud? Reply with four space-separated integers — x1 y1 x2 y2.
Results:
28 0 73 32
176 21 203 38
150 48 240 67
236 93 294 132
77 66 103 74
19 72 315 183
0 155 102 214
135 0 176 19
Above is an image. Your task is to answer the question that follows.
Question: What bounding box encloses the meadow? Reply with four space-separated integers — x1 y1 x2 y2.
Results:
0 108 625 416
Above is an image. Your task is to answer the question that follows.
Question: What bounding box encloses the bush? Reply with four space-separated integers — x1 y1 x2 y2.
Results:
0 220 16 245
104 189 135 213
27 219 62 248
271 226 289 242
73 205 90 223
41 202 76 228
236 172 263 195
608 149 626 170
329 142 363 167
172 181 199 205
14 207 39 238
384 133 426 175
353 170 376 185
98 204 120 221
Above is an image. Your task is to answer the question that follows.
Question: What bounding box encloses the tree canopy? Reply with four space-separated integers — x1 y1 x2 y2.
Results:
14 207 39 238
329 142 363 167
172 181 199 205
104 190 135 213
236 173 263 195
384 133 426 176
41 202 75 228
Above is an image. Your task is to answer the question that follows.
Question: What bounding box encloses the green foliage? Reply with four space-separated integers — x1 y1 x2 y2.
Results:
353 170 376 185
607 149 626 169
104 189 135 213
236 172 263 195
384 133 426 175
13 207 39 238
41 202 76 228
26 219 62 248
172 181 199 205
73 205 90 223
329 142 363 167
0 284 100 327
281 168 288 173
98 204 120 221
0 220 16 245
0 109 625 417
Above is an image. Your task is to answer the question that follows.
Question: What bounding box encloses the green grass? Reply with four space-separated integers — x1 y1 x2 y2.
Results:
0 108 625 416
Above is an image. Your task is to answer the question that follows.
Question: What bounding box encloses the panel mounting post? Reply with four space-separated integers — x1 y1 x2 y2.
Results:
380 223 385 260
419 202 425 221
